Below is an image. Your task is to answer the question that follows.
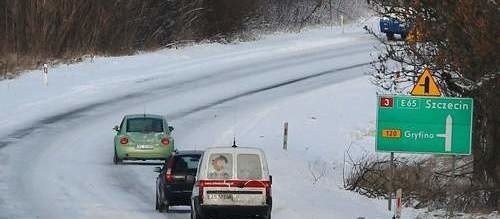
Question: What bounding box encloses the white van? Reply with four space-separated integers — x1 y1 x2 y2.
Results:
191 146 272 219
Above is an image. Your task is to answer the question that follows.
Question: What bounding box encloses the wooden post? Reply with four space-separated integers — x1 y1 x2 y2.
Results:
283 122 288 150
341 15 344 33
395 188 402 218
43 63 48 86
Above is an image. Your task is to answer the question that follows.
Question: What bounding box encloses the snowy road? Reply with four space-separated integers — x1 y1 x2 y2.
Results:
0 25 392 219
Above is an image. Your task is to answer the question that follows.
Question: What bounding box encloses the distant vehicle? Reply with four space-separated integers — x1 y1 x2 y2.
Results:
191 146 272 219
379 16 411 40
155 150 203 212
113 114 175 164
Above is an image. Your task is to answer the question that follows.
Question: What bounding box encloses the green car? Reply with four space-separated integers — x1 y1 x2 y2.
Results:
113 114 175 164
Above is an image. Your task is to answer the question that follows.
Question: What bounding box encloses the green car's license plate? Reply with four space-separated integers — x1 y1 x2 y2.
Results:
136 144 154 149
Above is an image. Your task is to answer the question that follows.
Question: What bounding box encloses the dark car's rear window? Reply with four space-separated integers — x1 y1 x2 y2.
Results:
126 118 164 132
173 155 201 173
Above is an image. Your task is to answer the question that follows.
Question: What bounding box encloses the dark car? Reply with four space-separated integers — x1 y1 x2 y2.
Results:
155 150 203 212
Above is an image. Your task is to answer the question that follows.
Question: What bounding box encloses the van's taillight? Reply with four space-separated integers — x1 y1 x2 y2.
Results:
161 137 170 146
120 137 128 145
243 180 272 198
165 168 174 183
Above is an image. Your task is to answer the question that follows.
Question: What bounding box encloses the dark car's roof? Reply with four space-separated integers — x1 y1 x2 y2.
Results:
125 114 165 120
174 150 204 156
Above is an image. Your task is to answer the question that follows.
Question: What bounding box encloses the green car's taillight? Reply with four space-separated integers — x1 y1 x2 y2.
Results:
120 137 129 145
161 137 170 146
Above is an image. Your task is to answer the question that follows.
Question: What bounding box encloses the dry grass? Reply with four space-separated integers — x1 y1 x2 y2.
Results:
345 155 496 212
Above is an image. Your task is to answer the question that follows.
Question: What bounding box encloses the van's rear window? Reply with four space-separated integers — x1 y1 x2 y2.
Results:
237 154 262 180
126 118 163 132
207 153 233 179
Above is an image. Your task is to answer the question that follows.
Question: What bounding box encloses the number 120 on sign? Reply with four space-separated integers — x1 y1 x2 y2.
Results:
382 129 401 138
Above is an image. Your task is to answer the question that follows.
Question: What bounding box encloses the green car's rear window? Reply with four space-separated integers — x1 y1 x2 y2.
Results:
126 118 164 132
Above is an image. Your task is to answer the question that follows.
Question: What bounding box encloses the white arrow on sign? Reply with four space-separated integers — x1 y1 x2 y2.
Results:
436 115 453 152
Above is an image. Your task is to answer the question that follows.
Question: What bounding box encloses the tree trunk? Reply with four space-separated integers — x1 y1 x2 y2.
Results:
494 77 500 210
472 77 499 208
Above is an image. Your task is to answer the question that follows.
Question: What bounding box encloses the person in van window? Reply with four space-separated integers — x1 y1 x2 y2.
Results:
208 155 230 179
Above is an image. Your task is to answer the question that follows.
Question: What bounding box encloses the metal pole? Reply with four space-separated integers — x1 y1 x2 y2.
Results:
388 152 394 211
283 122 288 150
449 155 456 217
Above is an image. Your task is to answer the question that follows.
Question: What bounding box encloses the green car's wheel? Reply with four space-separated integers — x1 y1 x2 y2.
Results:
113 149 122 164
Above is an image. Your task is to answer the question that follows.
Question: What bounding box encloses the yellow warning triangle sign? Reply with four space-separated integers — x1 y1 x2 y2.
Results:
411 68 441 96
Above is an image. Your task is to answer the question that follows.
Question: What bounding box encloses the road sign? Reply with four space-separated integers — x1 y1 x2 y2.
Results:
376 95 473 155
411 68 441 96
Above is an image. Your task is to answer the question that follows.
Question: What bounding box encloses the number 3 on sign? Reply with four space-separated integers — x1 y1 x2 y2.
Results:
380 97 393 107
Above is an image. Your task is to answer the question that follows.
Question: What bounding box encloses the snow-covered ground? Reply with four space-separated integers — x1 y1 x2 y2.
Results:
1 20 482 219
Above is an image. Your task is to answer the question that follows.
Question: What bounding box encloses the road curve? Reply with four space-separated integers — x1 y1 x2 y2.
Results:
0 32 377 219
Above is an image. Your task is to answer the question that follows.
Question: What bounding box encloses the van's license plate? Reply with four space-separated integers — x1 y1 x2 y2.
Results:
207 193 232 200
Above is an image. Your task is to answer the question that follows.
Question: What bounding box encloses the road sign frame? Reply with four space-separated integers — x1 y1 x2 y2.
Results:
375 95 473 155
